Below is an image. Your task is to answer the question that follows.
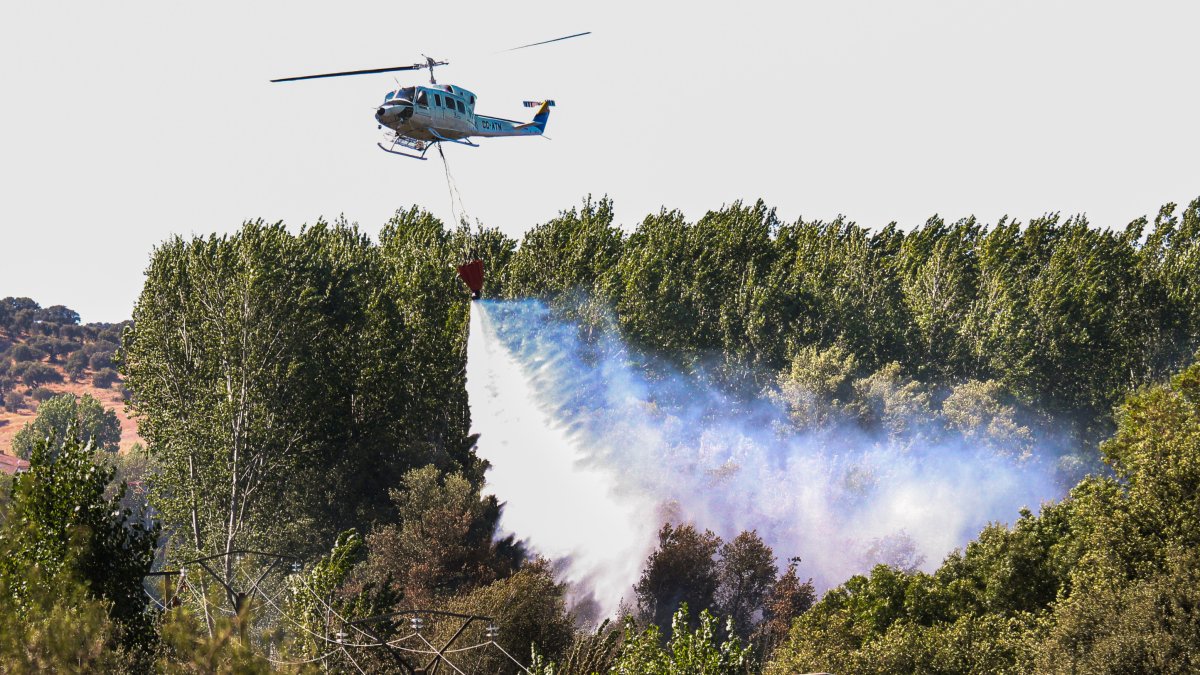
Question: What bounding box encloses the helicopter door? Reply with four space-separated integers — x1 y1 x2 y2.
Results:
412 90 430 122
430 92 443 122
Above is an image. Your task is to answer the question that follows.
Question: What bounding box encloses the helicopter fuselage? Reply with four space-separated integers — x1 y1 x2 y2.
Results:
375 83 546 143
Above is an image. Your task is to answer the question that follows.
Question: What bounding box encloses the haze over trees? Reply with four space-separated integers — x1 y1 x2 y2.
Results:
3 195 1200 671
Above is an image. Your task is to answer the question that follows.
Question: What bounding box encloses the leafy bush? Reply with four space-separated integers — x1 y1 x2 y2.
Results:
98 325 124 345
92 368 119 389
88 351 114 371
65 350 88 379
610 606 754 674
9 343 44 363
3 390 25 412
30 386 55 402
19 362 61 388
57 323 84 341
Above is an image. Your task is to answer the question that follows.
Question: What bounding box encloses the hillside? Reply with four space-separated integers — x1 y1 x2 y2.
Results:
0 298 141 460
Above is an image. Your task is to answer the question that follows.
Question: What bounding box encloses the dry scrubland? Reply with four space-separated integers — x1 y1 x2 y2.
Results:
0 314 141 459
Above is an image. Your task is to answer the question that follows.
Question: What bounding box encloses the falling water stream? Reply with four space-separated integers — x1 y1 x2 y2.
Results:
465 299 1063 616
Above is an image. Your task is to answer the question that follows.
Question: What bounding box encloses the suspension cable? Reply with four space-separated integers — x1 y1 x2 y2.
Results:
437 143 472 227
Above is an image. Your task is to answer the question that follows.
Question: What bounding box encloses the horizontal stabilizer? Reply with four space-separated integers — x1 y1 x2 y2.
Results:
523 100 556 107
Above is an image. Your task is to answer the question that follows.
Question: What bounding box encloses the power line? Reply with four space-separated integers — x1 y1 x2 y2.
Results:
491 640 535 674
264 648 339 666
340 646 369 675
250 575 382 649
291 572 380 644
416 632 467 675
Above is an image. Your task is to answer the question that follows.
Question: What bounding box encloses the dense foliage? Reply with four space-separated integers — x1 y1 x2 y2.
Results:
6 194 1200 671
121 216 481 565
0 427 158 666
496 197 1200 448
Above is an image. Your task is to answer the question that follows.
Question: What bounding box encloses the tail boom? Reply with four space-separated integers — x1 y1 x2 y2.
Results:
473 100 553 137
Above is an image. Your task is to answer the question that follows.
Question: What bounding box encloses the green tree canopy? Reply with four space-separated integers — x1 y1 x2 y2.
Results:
635 523 722 631
11 393 121 459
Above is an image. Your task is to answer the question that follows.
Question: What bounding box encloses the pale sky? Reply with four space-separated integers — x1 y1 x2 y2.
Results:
2 1 1198 322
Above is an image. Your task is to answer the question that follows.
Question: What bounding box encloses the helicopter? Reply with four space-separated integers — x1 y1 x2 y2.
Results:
270 32 588 160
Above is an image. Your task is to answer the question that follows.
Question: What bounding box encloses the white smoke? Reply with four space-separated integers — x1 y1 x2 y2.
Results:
465 300 1063 617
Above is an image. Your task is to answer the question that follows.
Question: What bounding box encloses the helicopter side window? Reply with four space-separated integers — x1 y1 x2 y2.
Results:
455 100 465 113
434 94 442 107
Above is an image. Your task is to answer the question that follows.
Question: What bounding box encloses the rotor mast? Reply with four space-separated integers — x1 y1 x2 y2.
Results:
422 55 445 84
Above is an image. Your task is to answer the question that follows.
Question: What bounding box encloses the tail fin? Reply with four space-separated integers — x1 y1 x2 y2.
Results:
522 100 554 132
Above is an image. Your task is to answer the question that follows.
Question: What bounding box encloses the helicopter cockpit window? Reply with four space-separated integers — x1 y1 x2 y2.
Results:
384 91 395 102
415 91 428 107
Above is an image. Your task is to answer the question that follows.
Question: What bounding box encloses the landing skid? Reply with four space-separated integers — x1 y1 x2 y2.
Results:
377 129 479 158
378 134 432 160
377 142 429 160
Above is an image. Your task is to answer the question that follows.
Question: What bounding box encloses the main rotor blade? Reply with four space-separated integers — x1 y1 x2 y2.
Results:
505 31 591 51
270 63 433 83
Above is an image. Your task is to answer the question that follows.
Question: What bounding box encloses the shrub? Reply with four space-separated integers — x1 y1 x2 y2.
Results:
30 337 72 363
65 351 88 380
98 326 123 344
4 390 26 412
30 386 55 403
20 362 61 388
57 324 84 341
55 339 81 358
92 368 119 389
88 351 114 371
9 343 44 363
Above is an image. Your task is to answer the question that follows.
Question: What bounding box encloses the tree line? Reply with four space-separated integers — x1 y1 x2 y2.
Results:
491 196 1200 449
